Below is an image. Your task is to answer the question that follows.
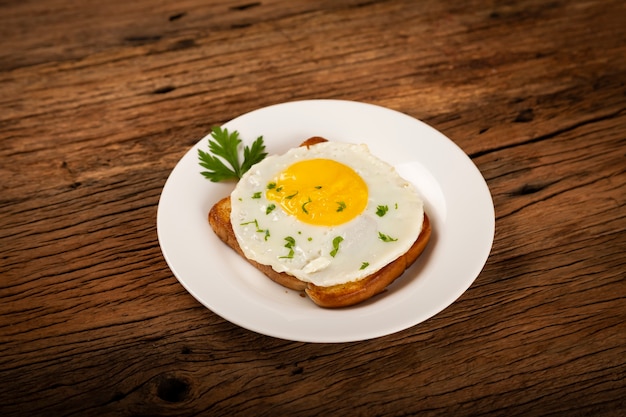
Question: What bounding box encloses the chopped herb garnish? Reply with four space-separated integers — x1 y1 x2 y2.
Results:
302 197 312 214
252 191 262 199
286 191 298 199
240 219 259 228
198 127 267 182
336 201 347 212
241 219 268 238
267 182 276 190
376 205 389 217
307 237 312 241
276 186 283 192
360 262 369 270
266 204 276 214
330 236 344 257
395 203 398 209
378 232 398 242
280 236 296 259
315 185 322 189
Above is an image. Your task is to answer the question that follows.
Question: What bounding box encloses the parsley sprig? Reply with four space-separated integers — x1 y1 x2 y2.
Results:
198 127 267 182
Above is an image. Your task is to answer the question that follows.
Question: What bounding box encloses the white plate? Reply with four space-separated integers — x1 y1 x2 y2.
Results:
157 100 494 343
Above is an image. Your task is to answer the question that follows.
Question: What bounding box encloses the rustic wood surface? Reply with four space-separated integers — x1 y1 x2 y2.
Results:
1 0 624 416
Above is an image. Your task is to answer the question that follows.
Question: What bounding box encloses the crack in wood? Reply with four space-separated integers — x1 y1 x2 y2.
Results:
168 12 187 21
469 109 626 159
123 35 162 45
152 86 176 95
230 2 261 11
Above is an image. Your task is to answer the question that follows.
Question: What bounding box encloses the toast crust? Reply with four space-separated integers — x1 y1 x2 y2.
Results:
207 137 432 308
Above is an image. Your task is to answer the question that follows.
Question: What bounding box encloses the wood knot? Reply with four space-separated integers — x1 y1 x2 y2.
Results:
169 12 187 21
152 86 176 95
513 182 548 196
156 375 190 403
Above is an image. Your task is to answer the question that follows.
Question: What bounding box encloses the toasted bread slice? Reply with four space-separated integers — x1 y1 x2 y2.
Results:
207 137 432 308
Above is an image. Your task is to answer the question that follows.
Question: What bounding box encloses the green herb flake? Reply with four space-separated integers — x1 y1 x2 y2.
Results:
286 191 298 199
302 197 312 214
336 201 347 212
330 236 344 257
280 236 296 259
241 219 269 238
378 232 398 242
240 219 259 228
266 204 276 215
360 262 369 270
376 205 389 217
267 182 276 190
252 191 262 199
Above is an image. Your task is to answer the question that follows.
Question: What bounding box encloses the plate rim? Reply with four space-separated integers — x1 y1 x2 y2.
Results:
157 99 495 343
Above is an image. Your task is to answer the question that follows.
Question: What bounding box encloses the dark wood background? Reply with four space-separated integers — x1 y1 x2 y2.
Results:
1 0 624 416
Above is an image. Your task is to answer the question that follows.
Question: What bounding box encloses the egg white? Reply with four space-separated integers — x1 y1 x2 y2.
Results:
230 141 424 287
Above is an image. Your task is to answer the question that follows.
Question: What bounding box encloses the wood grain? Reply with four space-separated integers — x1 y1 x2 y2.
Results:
1 0 625 416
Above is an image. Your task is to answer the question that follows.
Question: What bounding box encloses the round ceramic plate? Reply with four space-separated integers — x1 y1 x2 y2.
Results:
157 100 494 343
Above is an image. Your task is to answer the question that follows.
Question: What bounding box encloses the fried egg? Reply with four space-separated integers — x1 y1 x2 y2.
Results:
230 141 424 287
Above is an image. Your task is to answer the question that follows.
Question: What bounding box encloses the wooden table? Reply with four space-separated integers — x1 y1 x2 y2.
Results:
1 0 624 415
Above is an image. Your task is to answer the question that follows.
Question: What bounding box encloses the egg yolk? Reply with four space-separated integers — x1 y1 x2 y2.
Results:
266 159 368 226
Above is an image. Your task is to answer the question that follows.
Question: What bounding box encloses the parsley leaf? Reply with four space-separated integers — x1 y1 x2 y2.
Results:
280 236 296 259
330 236 344 257
378 232 398 242
376 205 389 217
198 126 267 182
241 133 268 174
302 197 312 214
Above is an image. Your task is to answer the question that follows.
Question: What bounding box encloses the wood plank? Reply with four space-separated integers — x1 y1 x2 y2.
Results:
1 0 624 416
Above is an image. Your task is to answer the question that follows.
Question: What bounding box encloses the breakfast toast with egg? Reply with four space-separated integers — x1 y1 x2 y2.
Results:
208 137 432 308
